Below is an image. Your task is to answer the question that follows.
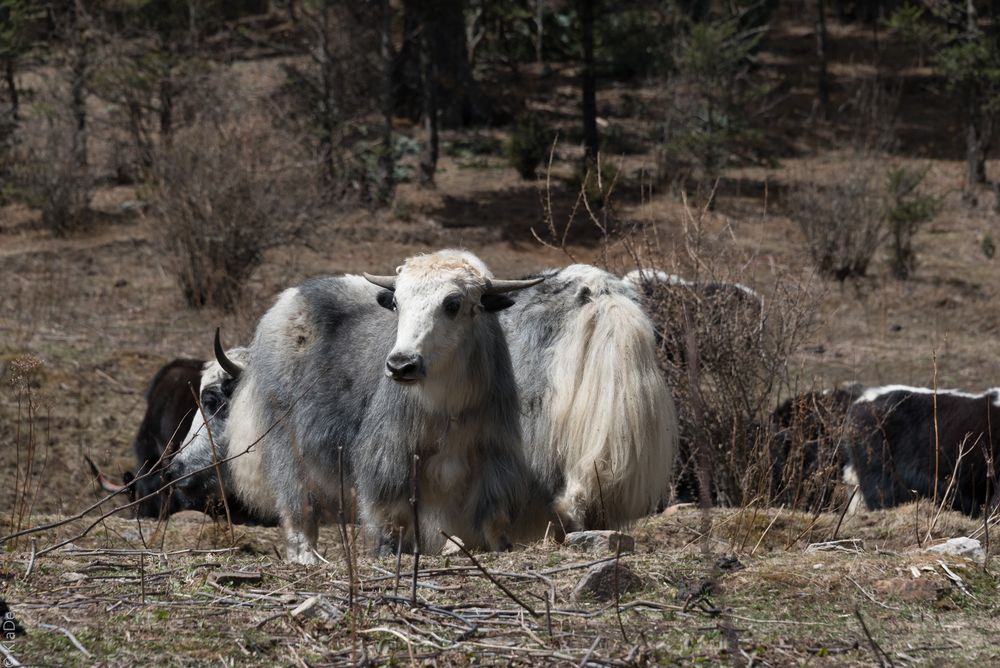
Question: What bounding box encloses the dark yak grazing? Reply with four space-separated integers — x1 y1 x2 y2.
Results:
846 386 1000 516
124 358 204 517
93 353 268 524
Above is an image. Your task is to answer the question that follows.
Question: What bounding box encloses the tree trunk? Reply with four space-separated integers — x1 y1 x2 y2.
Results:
966 84 989 187
3 59 18 123
816 0 830 119
159 74 174 142
419 26 438 185
580 0 599 163
318 4 338 187
535 0 544 63
392 1 422 120
965 0 988 188
377 0 395 205
421 0 490 126
70 22 88 169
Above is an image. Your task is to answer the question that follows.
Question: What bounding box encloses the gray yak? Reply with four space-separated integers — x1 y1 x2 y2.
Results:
215 250 540 564
501 265 678 532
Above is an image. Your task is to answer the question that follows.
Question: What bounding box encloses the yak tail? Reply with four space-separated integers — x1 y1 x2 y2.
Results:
546 280 678 530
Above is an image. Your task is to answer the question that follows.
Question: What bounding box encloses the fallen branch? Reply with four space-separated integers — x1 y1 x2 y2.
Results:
38 623 92 658
440 532 538 617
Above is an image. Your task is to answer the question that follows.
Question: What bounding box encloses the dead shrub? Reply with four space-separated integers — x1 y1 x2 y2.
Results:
788 160 886 281
9 111 92 236
626 200 820 509
153 116 317 311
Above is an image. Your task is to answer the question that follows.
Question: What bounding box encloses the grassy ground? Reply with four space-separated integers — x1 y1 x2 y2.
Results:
1 505 997 666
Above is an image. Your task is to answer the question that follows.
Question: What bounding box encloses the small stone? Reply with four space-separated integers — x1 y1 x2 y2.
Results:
572 561 643 602
61 572 86 583
564 531 635 555
291 595 342 623
925 537 985 562
440 535 465 556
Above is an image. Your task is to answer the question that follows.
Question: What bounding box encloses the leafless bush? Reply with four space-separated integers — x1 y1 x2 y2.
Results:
788 160 886 281
626 200 819 509
153 116 318 311
7 356 48 543
841 76 901 155
10 111 92 236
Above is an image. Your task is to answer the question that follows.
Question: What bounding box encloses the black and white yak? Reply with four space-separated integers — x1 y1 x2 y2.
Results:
89 344 268 524
844 385 1000 516
166 254 679 561
87 357 204 517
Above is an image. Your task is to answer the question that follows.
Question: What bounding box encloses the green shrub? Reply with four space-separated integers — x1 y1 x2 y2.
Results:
506 115 556 180
885 165 941 279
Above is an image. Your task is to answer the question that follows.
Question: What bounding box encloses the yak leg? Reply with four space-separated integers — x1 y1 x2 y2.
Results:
361 498 415 556
552 477 588 532
281 493 321 565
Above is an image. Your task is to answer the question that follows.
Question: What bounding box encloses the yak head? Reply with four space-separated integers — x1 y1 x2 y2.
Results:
365 250 541 398
163 330 246 504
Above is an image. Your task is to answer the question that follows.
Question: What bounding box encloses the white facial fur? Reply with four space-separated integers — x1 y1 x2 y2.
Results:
172 347 248 474
385 251 493 391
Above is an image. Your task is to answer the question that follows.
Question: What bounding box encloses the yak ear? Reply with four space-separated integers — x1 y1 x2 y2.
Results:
376 289 395 310
480 293 515 312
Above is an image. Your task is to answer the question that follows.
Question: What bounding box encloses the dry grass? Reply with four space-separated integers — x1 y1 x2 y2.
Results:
1 505 997 666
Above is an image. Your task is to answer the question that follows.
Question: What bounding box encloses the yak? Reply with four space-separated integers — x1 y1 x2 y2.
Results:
844 385 1000 516
199 251 540 563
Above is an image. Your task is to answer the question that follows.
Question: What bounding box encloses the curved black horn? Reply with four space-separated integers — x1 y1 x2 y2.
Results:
485 276 545 294
363 273 397 290
214 327 243 380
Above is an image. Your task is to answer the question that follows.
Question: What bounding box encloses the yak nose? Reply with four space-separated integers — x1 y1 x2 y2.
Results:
162 461 185 487
385 352 425 382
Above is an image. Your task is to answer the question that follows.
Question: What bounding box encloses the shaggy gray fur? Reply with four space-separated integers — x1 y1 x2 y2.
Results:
237 272 529 561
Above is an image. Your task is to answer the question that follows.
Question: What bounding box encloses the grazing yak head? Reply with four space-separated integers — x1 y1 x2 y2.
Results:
364 250 541 395
164 329 247 504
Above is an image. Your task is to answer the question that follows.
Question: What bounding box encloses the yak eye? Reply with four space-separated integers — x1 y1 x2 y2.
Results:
443 295 462 315
376 289 396 311
201 390 223 414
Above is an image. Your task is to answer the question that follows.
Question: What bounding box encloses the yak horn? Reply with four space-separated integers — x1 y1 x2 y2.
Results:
485 276 545 294
214 327 243 380
363 273 397 290
84 454 128 494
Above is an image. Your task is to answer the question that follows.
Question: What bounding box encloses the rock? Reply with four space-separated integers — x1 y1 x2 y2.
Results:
564 531 635 555
572 561 643 602
291 595 342 623
925 537 985 562
440 535 465 556
169 510 214 523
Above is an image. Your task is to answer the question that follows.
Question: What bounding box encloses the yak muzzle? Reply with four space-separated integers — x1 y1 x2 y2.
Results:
385 352 426 383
